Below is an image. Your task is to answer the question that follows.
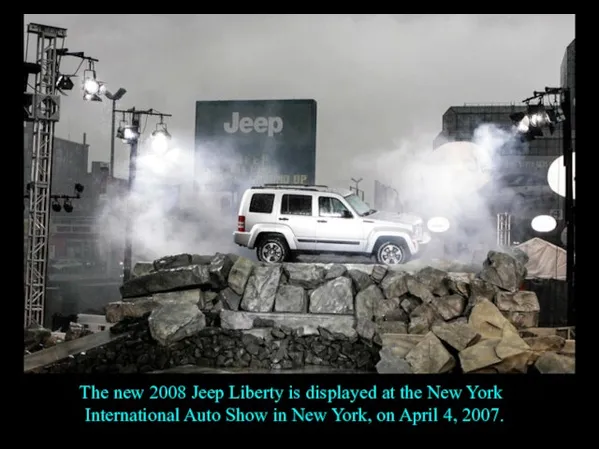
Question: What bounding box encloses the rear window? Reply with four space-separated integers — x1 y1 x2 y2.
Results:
281 194 312 216
249 193 275 213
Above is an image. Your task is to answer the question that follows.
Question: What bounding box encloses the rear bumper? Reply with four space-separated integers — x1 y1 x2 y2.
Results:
233 231 252 248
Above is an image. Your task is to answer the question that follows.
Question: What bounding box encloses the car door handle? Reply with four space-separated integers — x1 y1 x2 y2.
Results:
279 217 288 221
317 220 327 223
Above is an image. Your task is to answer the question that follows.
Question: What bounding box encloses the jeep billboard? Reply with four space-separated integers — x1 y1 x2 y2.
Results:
194 99 317 192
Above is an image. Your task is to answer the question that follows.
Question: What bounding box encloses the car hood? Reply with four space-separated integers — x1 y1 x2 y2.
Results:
367 211 423 226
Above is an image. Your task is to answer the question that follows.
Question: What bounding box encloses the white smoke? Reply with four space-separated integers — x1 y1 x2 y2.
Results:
95 137 282 266
353 123 520 264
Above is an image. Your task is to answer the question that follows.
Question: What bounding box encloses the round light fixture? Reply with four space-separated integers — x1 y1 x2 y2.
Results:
427 216 450 233
531 215 557 233
547 153 576 199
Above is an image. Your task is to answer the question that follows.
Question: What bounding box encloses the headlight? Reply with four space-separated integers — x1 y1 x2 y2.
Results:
427 216 450 233
413 224 423 239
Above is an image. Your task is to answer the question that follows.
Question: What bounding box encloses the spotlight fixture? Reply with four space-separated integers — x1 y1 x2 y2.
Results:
82 69 100 95
63 200 74 213
56 75 74 92
51 200 62 212
510 103 559 141
75 183 84 194
116 122 140 144
84 93 102 102
151 120 172 154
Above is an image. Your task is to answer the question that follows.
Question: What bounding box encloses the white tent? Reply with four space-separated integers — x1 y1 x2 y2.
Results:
515 237 566 281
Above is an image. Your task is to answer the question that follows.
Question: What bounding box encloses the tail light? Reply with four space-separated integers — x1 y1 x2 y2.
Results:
237 215 246 232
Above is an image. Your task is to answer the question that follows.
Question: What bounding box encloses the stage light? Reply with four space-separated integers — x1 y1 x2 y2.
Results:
51 200 62 212
151 122 171 154
63 200 73 213
510 104 555 140
84 93 102 102
83 69 100 95
427 216 450 233
531 215 557 233
75 183 84 193
547 153 576 199
56 75 74 91
117 123 139 144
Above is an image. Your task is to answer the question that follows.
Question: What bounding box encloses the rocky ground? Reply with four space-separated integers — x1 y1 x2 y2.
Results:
27 249 575 374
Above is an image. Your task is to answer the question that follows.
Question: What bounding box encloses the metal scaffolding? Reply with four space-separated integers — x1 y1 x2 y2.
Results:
24 24 66 327
496 213 512 248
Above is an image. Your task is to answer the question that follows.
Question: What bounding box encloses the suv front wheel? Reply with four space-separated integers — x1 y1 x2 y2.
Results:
256 236 289 264
375 240 409 265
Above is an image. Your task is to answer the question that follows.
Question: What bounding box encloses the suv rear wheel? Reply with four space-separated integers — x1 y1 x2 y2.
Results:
257 236 289 264
376 240 409 265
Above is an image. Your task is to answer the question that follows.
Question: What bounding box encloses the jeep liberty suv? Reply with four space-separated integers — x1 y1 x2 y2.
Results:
233 184 431 264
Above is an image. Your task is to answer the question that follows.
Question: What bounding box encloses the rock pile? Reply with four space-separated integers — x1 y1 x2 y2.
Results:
35 250 574 374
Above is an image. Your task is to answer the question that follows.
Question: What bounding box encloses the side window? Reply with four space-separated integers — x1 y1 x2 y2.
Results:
319 197 351 217
280 194 312 216
249 193 275 213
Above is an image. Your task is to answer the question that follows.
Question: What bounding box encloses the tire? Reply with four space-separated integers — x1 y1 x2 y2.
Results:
256 236 289 264
375 240 409 265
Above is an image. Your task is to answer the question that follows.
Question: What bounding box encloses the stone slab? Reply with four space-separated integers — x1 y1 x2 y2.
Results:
220 310 356 338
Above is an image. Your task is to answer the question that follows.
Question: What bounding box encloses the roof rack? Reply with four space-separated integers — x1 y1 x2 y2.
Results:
263 183 329 188
250 184 330 192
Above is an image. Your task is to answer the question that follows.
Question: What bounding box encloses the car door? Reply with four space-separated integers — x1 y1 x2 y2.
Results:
315 195 365 253
277 193 317 250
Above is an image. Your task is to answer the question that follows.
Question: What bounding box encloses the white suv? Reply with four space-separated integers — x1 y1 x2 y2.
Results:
233 184 431 265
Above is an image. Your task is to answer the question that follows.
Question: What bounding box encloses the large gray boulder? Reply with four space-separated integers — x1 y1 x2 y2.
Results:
148 302 206 346
240 265 282 312
105 298 158 323
153 253 193 271
347 269 373 293
284 264 327 289
218 287 242 311
380 272 409 299
274 285 308 313
478 251 527 292
228 257 255 295
309 276 354 314
209 253 234 289
495 290 540 329
120 264 212 298
415 266 447 291
405 332 456 374
355 284 384 321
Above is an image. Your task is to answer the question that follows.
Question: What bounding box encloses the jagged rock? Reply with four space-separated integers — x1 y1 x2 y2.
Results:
464 278 496 315
132 262 154 278
400 296 421 315
432 283 450 297
284 264 327 288
65 322 92 341
228 257 255 295
380 272 409 299
430 294 466 321
355 318 377 340
524 335 566 363
408 303 441 335
355 284 384 320
202 291 222 312
153 289 203 305
148 302 206 346
415 267 447 291
376 348 413 373
370 264 388 283
406 276 434 303
191 254 213 265
374 296 401 322
384 307 409 322
534 352 575 374
120 265 212 298
405 332 455 374
458 339 502 373
153 254 193 271
24 325 52 351
432 321 480 352
218 287 242 311
274 285 308 313
495 291 540 329
309 276 354 314
220 309 254 330
348 269 374 292
478 251 527 292
559 340 575 357
380 333 424 358
377 321 408 334
105 298 159 323
509 247 530 267
209 253 234 289
241 265 282 312
469 297 515 339
325 264 347 280
445 277 470 298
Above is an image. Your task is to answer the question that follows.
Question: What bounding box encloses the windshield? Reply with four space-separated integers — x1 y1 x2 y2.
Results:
344 194 372 216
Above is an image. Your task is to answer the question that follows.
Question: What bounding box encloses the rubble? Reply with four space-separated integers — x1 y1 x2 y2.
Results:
29 250 574 374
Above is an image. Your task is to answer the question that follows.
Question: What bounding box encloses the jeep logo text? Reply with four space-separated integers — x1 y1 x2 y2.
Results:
224 112 283 137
